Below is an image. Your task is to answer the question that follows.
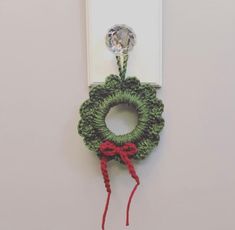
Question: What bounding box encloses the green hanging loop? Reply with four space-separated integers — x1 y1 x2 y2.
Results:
116 54 129 80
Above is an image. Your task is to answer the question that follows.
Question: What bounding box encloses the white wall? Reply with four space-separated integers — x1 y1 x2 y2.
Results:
0 0 235 230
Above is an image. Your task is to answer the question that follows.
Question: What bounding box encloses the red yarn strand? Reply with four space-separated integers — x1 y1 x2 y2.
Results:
119 153 140 226
102 191 111 230
100 158 111 230
126 183 139 226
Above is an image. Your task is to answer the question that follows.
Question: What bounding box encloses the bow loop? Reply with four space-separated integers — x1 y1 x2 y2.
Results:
99 141 137 158
99 141 117 156
121 142 138 156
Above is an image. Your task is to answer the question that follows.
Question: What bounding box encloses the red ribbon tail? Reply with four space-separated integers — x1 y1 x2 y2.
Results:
100 158 111 230
102 191 111 230
120 154 140 227
126 182 139 226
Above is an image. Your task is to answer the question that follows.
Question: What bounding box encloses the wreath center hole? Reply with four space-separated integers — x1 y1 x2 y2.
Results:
105 104 138 135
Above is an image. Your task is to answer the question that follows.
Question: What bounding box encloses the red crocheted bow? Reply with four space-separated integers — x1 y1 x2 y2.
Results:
99 141 140 230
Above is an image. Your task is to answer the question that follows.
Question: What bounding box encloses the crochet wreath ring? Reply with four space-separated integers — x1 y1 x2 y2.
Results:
78 74 164 162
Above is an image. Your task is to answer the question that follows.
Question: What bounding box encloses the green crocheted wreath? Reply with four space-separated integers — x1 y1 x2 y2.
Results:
78 74 164 162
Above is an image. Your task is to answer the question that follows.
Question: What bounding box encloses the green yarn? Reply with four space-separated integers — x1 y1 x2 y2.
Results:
116 55 129 80
78 74 164 163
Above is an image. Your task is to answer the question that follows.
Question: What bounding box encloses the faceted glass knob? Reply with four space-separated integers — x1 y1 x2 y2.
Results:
105 24 136 55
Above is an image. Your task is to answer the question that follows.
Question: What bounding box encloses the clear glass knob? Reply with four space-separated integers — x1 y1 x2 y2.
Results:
105 24 136 55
